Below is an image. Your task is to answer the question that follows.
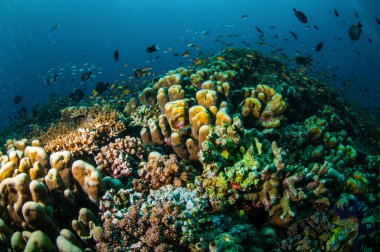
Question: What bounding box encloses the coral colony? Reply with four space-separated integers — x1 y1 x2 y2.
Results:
0 48 379 251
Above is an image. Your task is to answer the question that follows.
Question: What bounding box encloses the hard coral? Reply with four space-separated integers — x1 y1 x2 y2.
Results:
39 105 127 158
132 154 198 193
95 136 149 180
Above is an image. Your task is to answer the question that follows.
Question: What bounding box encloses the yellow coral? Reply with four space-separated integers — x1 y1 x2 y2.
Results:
201 80 216 90
242 98 261 118
154 73 182 89
165 99 189 131
168 85 185 101
215 107 232 126
123 98 138 116
157 87 169 111
196 89 218 109
138 87 156 106
260 93 286 128
241 85 286 128
189 106 211 140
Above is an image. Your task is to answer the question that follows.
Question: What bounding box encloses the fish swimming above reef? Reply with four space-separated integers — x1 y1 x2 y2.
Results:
114 50 119 62
95 82 110 94
146 44 159 53
334 8 339 17
293 8 308 23
348 22 362 41
241 15 248 20
13 95 22 104
48 23 59 38
46 73 58 85
18 106 27 119
134 69 146 78
294 56 313 66
289 30 298 40
255 26 264 35
315 42 324 52
81 71 92 82
69 88 84 101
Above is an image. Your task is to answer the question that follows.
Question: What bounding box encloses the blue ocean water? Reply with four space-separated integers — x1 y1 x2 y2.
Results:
0 0 379 130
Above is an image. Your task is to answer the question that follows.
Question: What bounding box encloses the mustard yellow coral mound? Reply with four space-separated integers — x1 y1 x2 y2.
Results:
241 85 286 128
165 99 189 131
189 106 211 140
153 73 182 89
196 89 218 109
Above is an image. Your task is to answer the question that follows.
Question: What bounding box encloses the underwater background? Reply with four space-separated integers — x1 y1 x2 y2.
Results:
0 0 380 251
1 0 380 129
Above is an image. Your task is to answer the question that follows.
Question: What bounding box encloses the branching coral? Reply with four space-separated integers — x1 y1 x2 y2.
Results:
95 136 149 180
39 105 127 157
132 154 198 193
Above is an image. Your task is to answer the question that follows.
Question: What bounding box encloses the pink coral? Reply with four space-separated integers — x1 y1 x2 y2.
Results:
95 136 149 180
132 154 198 193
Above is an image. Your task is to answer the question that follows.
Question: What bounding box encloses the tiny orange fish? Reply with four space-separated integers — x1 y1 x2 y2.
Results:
194 59 203 65
182 51 190 57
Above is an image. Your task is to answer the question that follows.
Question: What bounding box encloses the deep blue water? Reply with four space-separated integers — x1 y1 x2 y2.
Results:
1 0 379 130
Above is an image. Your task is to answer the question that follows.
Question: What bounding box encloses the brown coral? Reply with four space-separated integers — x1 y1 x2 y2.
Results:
95 136 149 179
39 105 126 157
132 154 197 193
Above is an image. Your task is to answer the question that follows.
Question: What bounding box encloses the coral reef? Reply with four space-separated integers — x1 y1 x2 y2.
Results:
0 48 379 251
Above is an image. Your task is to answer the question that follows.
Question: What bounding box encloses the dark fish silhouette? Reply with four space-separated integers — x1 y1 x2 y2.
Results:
368 38 373 44
134 69 145 78
13 96 22 104
269 26 276 29
241 15 248 19
354 11 359 18
313 25 319 30
293 8 308 23
48 23 59 38
81 71 92 82
289 30 298 40
18 106 27 119
295 56 312 66
146 44 159 53
355 49 361 56
255 26 264 35
46 73 58 86
70 88 84 101
315 42 324 52
114 50 119 62
348 22 362 41
334 8 339 17
376 18 380 24
95 82 110 94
